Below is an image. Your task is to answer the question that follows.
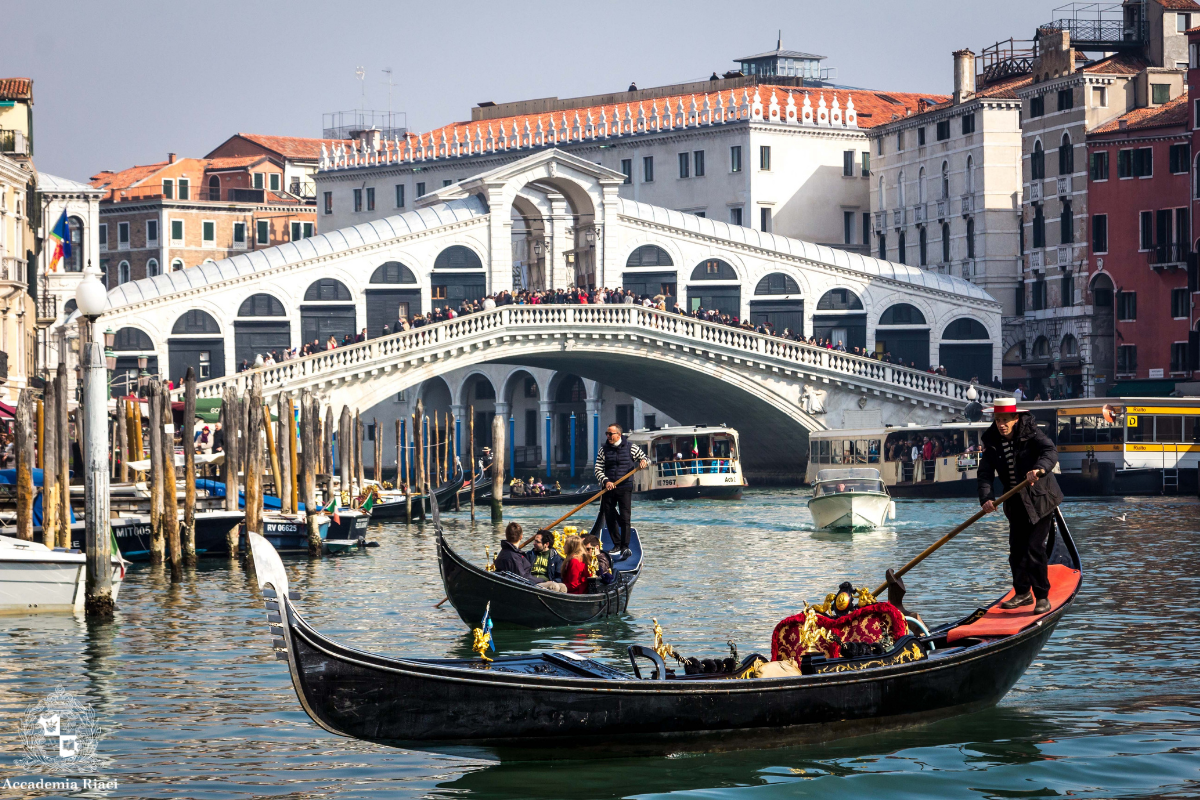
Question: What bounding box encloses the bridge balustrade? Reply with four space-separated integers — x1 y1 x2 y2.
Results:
188 305 995 408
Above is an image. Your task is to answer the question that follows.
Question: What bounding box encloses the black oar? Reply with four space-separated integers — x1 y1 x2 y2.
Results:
434 466 643 608
871 470 1044 599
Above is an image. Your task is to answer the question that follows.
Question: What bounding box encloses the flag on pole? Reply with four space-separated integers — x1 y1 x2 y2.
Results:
47 211 71 271
691 436 699 457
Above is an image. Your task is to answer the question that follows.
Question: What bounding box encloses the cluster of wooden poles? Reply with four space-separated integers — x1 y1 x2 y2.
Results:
10 363 72 549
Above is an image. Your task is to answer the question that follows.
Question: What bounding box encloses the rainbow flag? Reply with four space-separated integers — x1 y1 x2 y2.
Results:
47 211 70 271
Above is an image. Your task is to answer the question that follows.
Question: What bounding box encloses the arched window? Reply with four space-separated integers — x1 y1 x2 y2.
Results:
118 260 130 284
754 273 800 295
690 259 737 280
172 309 221 335
66 216 84 272
625 245 673 267
967 218 976 259
942 222 951 263
171 258 184 271
113 327 154 351
878 232 887 260
918 166 926 204
879 303 927 325
238 293 286 316
1059 132 1073 175
369 261 417 283
146 258 160 277
1061 334 1078 357
940 161 949 199
966 155 975 193
897 170 906 207
897 231 907 264
816 288 864 311
1060 200 1073 244
303 278 352 301
433 245 483 270
919 226 928 266
1032 335 1051 358
1032 140 1045 180
943 318 989 340
208 175 221 201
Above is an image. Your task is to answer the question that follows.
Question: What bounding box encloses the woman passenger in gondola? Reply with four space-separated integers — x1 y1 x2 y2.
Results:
560 535 588 594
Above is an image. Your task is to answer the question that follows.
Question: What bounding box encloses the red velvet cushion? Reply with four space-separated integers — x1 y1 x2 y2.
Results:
771 602 908 661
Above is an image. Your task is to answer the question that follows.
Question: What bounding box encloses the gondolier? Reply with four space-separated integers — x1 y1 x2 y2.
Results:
978 397 1063 614
593 424 648 555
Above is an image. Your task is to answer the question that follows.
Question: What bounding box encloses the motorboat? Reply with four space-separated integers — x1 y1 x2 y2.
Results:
807 468 895 530
0 535 126 614
628 425 746 500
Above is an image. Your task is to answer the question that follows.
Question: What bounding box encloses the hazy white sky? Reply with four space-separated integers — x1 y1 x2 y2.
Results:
4 0 1052 181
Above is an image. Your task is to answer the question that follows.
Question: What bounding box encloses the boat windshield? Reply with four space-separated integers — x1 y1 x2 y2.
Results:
813 480 886 496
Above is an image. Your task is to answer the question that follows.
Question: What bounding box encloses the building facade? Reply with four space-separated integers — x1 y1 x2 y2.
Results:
205 133 350 201
314 80 945 263
867 49 1029 379
1087 93 1191 387
90 154 318 288
0 78 39 404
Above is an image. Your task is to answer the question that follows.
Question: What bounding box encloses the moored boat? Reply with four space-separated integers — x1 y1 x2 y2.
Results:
0 535 126 614
437 526 642 629
807 468 895 530
246 508 1081 752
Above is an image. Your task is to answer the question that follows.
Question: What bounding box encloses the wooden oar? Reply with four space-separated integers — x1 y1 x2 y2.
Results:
871 470 1045 599
434 465 643 608
517 466 641 548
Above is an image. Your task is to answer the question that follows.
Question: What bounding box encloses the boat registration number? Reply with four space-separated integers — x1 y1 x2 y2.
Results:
725 476 737 482
660 480 676 486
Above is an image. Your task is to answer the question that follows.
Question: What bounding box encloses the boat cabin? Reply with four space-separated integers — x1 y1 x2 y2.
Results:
627 425 746 498
811 468 885 496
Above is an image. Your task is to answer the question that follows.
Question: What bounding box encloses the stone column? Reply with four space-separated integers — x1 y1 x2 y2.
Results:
485 184 514 295
547 192 571 289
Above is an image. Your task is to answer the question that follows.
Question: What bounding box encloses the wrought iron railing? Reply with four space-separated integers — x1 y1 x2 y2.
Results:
1149 243 1187 267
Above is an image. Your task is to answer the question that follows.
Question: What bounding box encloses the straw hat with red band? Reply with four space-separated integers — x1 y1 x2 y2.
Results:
991 397 1026 415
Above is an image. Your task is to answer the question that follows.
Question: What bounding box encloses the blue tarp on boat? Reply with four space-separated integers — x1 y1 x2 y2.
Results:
195 479 306 511
0 469 78 526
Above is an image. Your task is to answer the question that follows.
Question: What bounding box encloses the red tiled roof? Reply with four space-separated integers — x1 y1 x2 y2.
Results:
206 155 272 170
917 73 1033 115
1159 0 1200 10
90 161 171 193
398 86 947 153
90 156 289 201
1081 53 1150 75
0 78 32 101
1091 91 1190 133
223 133 350 161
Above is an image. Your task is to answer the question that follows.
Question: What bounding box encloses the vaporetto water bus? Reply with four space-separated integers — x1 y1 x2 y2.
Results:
627 425 746 500
805 422 993 498
1024 396 1200 495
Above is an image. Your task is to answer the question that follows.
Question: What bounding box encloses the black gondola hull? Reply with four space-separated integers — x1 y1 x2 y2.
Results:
437 528 641 629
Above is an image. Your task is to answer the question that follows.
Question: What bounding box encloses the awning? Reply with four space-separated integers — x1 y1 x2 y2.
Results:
1106 379 1180 398
0 401 14 420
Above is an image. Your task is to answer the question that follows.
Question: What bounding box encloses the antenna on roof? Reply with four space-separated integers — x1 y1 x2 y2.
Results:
355 66 366 112
777 29 782 50
381 67 394 116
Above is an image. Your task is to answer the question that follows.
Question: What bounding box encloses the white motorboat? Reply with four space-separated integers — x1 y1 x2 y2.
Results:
807 468 895 531
0 535 126 614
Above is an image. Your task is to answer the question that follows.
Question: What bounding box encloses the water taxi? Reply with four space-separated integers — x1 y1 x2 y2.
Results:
807 468 895 530
805 422 991 498
627 425 746 500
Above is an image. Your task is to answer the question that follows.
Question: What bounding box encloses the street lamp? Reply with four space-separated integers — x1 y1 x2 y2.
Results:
72 259 114 616
137 355 149 389
584 227 596 248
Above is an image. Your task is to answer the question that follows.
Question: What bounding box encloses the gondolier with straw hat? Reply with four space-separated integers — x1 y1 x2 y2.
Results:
978 396 1063 615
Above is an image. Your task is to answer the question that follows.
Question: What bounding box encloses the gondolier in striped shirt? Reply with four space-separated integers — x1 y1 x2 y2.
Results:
977 397 1063 615
592 424 648 556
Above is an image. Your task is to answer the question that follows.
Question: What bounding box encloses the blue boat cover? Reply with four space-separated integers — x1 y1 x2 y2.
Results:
0 469 78 526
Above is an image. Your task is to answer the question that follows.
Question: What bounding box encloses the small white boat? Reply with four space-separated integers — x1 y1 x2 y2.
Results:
807 468 895 531
0 535 126 614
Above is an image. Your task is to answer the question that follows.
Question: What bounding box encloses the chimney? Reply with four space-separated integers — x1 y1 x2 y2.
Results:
1118 118 1128 130
953 49 976 104
168 152 177 164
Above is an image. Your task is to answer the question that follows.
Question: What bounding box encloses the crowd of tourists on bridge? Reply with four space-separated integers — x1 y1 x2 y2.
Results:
232 286 991 385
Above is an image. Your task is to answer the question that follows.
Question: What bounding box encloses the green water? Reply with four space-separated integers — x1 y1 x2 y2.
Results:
2 489 1199 798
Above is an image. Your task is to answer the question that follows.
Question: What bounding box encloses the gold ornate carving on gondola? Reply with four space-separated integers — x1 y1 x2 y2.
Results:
816 641 924 674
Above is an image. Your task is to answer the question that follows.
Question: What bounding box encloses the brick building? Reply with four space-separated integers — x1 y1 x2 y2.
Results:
205 133 349 201
1086 93 1191 388
90 153 317 287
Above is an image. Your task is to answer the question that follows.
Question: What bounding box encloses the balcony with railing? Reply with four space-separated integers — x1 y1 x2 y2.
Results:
1057 175 1071 196
1041 2 1145 53
936 199 948 220
1148 242 1187 270
977 38 1037 86
913 203 926 224
1030 249 1045 270
961 195 974 215
892 207 906 228
0 129 29 156
0 256 25 283
873 211 886 233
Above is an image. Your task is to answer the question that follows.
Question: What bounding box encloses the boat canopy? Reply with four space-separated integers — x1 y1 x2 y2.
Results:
814 468 882 482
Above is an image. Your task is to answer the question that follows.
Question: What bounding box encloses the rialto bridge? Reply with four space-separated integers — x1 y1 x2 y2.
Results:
92 149 1000 476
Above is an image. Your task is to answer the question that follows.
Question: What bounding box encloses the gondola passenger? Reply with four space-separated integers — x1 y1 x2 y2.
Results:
582 535 615 584
493 522 533 581
560 535 589 594
524 530 567 592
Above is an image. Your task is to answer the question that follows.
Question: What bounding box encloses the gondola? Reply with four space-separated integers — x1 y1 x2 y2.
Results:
369 469 465 520
436 525 642 629
248 505 1080 752
500 484 602 506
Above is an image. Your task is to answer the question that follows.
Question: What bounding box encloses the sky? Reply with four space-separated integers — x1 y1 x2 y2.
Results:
4 0 1055 182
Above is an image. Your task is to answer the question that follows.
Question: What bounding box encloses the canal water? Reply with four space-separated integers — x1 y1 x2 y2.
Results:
2 489 1199 798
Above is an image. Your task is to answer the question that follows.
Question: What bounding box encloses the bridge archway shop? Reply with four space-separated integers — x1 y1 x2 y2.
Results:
234 293 290 367
813 288 866 350
687 259 741 316
940 318 993 382
874 302 930 370
749 272 804 335
366 261 420 338
301 279 356 347
169 309 225 384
